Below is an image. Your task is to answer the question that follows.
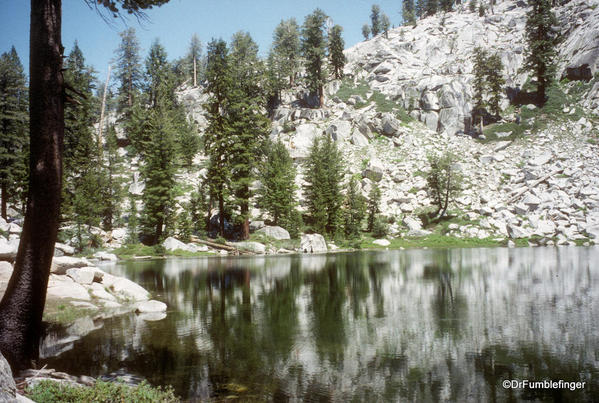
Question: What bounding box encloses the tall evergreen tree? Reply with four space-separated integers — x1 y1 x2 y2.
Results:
472 47 489 125
441 0 454 12
362 24 371 40
258 140 298 229
403 0 416 25
486 53 506 118
0 47 28 219
381 14 391 38
302 9 328 108
367 183 381 232
228 31 270 239
100 125 126 231
114 28 143 114
426 0 439 16
370 5 382 36
304 135 345 236
523 0 559 104
415 0 427 18
343 176 366 238
145 40 170 107
185 34 203 86
329 25 346 79
62 43 103 249
272 19 301 87
204 39 232 236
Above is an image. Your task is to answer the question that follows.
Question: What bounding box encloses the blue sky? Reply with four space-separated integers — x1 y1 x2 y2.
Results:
0 0 403 84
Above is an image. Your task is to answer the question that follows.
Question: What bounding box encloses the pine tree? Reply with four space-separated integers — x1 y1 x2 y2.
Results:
370 5 382 36
381 14 391 38
0 47 28 219
472 47 489 125
204 39 232 236
126 194 139 244
302 9 328 108
478 3 486 16
441 0 454 12
185 34 203 86
62 43 103 249
175 107 200 168
367 183 382 232
416 0 427 18
426 151 463 219
258 140 298 229
114 28 143 114
343 176 366 238
486 53 505 118
523 0 559 104
272 19 301 87
228 31 270 239
403 0 416 25
329 25 346 79
145 40 170 107
100 125 126 230
426 0 439 16
469 0 478 13
304 135 345 236
362 24 371 40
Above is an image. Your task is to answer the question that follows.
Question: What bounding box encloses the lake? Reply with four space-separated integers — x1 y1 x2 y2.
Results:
42 247 599 401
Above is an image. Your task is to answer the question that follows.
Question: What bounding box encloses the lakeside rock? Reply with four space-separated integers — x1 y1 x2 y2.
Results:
257 226 290 240
300 234 328 253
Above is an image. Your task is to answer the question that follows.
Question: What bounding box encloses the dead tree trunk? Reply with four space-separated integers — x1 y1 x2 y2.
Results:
0 0 63 371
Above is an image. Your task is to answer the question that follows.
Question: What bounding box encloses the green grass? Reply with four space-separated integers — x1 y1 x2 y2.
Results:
113 243 214 260
248 233 300 251
42 301 95 326
360 234 504 249
26 379 178 403
481 79 596 142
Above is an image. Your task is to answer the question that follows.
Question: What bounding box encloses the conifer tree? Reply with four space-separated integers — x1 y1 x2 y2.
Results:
343 176 366 238
367 183 382 232
426 0 439 16
62 43 103 248
523 0 559 104
145 40 170 107
469 0 478 13
370 5 382 36
272 19 301 87
403 0 416 25
100 125 126 230
204 39 232 236
304 135 345 236
126 194 139 244
486 53 506 118
258 140 298 229
441 0 454 12
472 47 489 125
329 25 346 79
0 47 28 219
228 31 270 239
185 34 203 86
381 14 391 38
302 9 328 108
362 24 371 40
114 28 143 114
416 0 427 18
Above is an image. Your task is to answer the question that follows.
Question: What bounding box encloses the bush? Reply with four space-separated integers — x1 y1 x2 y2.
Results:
371 217 388 238
26 379 178 403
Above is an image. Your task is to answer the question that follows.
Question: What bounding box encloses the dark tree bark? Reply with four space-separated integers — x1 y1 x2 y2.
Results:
1 184 7 220
0 0 64 371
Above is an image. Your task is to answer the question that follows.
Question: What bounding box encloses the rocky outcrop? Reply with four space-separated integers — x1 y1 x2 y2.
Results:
257 226 291 240
300 234 327 253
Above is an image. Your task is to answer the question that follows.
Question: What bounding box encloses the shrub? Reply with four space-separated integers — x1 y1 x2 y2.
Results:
425 151 463 220
371 217 388 238
26 379 179 403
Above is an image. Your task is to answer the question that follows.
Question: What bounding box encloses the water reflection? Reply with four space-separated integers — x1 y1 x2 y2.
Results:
43 247 599 401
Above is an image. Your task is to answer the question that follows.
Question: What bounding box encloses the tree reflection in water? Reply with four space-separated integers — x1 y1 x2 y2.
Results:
41 247 599 401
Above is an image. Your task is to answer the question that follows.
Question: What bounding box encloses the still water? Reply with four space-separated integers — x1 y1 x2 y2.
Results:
42 247 599 401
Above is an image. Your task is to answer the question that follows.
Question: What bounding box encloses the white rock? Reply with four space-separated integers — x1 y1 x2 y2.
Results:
66 267 96 285
102 274 150 302
136 300 167 313
373 239 391 246
89 282 116 301
257 226 291 240
403 216 422 231
46 276 91 301
51 256 91 275
235 241 266 254
93 251 118 262
300 234 327 253
162 237 191 252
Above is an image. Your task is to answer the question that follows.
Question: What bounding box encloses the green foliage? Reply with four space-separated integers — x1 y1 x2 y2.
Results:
258 140 299 232
271 18 301 87
329 25 346 79
100 125 126 230
440 0 453 12
403 0 416 25
367 183 382 232
343 177 367 238
523 0 559 103
177 206 193 243
26 379 178 403
469 0 478 13
126 195 139 244
183 33 204 86
371 216 388 238
362 24 371 40
381 14 391 38
302 9 328 107
370 5 382 36
303 135 345 236
0 46 28 217
425 151 463 219
472 47 505 122
114 28 143 115
426 0 439 16
478 3 486 16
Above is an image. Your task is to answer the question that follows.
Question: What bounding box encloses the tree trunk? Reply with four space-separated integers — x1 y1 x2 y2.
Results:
218 195 225 237
193 56 197 87
1 183 6 220
318 86 324 108
0 0 63 371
